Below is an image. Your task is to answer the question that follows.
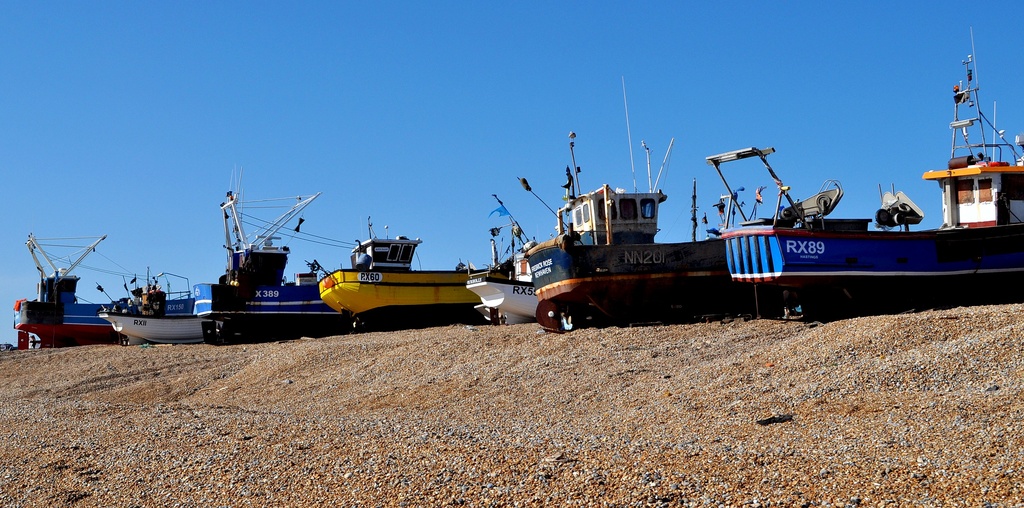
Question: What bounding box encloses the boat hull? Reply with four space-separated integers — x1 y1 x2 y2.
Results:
527 237 759 329
15 301 122 348
194 283 351 343
466 275 537 324
319 270 486 330
722 223 1024 317
98 312 205 345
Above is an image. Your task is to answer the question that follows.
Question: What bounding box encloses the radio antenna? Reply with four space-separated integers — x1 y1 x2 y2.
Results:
970 27 978 91
622 76 637 192
653 138 674 191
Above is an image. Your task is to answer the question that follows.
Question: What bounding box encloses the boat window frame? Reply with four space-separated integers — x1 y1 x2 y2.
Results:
1003 174 1024 200
978 178 993 203
640 198 656 219
596 198 618 221
386 244 401 262
957 178 975 205
399 244 414 262
620 198 637 220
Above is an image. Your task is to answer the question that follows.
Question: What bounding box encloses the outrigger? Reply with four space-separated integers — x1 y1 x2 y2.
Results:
194 188 350 343
15 234 123 348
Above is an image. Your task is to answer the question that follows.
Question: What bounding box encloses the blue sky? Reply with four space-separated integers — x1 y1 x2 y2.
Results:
4 1 1023 342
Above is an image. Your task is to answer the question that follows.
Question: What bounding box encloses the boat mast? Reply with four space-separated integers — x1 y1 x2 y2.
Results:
643 140 652 192
568 131 581 197
490 194 527 252
222 191 244 263
950 51 1021 163
690 179 697 242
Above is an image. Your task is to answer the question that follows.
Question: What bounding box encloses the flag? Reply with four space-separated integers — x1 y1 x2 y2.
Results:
489 205 510 218
755 186 766 204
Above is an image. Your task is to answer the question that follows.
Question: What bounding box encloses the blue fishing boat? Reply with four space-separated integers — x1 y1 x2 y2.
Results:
194 189 351 344
711 54 1024 319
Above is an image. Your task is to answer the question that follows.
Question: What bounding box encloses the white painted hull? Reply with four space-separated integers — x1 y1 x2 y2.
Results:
99 312 206 345
466 278 537 324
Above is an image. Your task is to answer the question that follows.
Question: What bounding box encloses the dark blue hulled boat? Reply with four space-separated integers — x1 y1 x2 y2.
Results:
525 135 759 332
194 190 350 344
712 54 1024 319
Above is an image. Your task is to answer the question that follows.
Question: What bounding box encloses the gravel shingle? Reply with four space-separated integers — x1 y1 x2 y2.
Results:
1 304 1022 505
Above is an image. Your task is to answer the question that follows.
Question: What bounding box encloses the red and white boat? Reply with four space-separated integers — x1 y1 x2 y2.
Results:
14 234 123 349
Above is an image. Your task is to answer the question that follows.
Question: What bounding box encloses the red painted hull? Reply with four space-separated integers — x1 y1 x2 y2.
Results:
14 322 122 349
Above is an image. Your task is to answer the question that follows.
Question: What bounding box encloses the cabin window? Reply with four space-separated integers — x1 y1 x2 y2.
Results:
387 244 401 262
1003 174 1024 200
620 199 637 220
640 198 656 219
399 244 414 262
582 202 591 224
596 198 618 221
957 179 975 205
978 178 993 202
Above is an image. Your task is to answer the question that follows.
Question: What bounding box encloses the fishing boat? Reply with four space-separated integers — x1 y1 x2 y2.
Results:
14 234 123 349
194 189 351 344
467 248 537 325
466 196 538 324
713 53 1024 319
319 221 485 331
98 273 205 345
525 134 759 332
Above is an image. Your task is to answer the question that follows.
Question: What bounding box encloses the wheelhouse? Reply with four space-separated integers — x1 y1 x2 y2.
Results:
564 184 666 245
923 163 1024 228
350 236 421 271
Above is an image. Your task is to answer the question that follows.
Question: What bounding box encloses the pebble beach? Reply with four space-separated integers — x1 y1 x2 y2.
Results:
1 304 1023 506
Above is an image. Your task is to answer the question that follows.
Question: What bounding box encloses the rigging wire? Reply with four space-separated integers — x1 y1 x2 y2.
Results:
75 264 138 278
93 249 137 277
238 214 357 249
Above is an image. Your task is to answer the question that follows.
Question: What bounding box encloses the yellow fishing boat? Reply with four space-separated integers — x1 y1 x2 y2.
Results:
319 234 485 331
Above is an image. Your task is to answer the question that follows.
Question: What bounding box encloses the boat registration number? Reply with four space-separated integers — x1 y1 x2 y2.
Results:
359 272 383 283
784 240 826 256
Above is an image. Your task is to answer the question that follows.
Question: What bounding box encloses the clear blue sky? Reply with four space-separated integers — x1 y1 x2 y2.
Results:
4 1 1022 343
